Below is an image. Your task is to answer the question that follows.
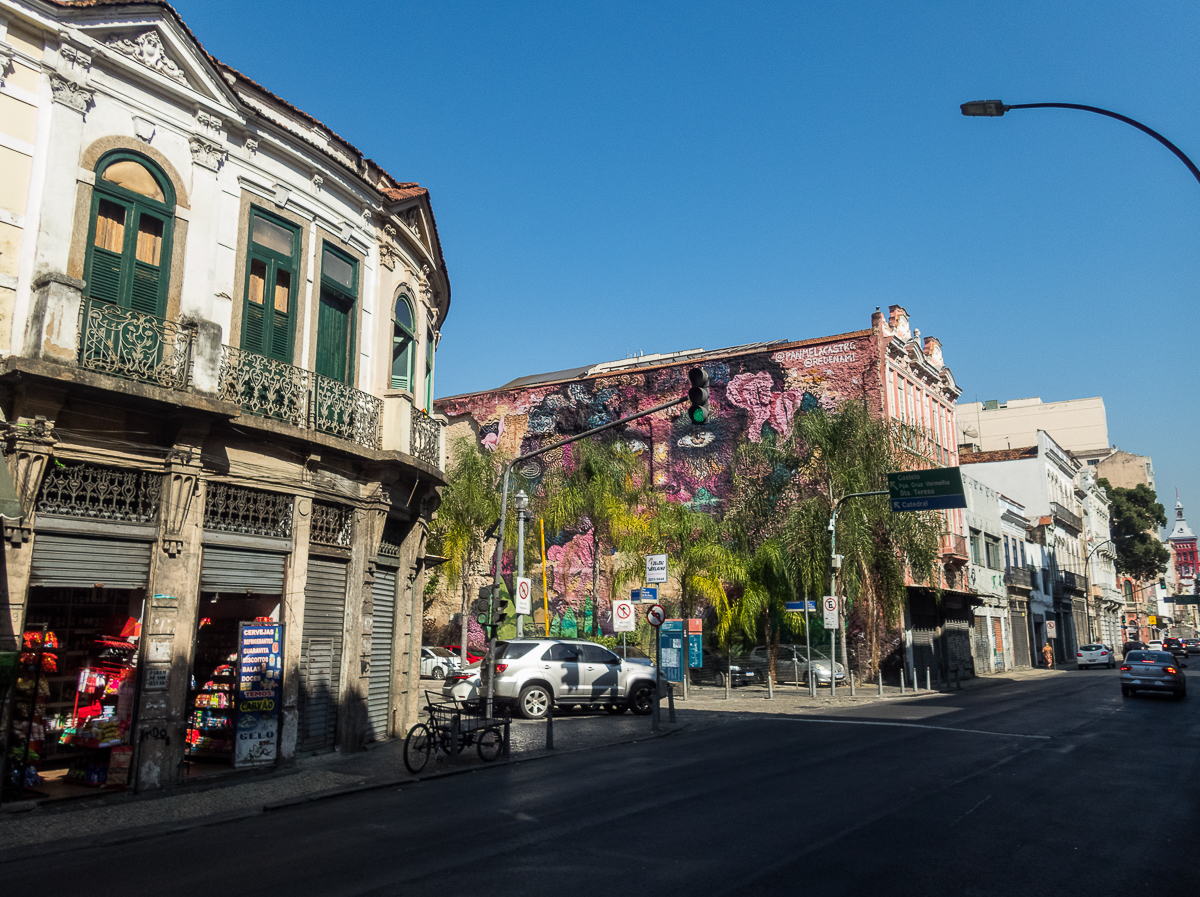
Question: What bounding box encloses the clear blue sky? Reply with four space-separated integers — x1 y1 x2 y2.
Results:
175 0 1199 519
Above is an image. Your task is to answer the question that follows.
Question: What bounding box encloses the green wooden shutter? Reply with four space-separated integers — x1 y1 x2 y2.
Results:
315 289 350 382
87 248 123 305
244 300 266 355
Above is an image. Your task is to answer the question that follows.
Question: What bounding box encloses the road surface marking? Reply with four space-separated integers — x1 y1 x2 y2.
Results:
781 717 1051 739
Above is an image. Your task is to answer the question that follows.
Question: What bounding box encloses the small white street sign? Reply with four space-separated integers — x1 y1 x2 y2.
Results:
613 599 635 632
823 595 839 629
515 577 532 614
1046 620 1057 639
646 554 668 584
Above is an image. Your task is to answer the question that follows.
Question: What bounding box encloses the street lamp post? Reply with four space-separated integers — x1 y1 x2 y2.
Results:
1084 538 1116 644
515 490 529 637
960 100 1200 186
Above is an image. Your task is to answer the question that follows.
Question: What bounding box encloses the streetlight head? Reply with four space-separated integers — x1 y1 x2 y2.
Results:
961 99 1007 117
514 489 529 511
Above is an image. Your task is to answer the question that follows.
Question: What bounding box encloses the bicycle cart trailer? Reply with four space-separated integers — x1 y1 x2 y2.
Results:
404 692 510 774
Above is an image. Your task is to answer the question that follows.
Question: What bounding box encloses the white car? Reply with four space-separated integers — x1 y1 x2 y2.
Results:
1147 640 1165 653
748 644 846 685
1076 643 1116 669
419 646 460 680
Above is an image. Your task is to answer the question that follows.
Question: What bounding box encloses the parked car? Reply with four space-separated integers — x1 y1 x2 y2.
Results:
440 644 486 664
1120 650 1186 699
747 644 846 686
420 646 461 680
1076 644 1116 669
442 638 662 719
690 648 760 688
1162 638 1188 660
1184 638 1200 656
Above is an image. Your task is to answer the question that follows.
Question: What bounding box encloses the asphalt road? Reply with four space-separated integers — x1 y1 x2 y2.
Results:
5 668 1197 895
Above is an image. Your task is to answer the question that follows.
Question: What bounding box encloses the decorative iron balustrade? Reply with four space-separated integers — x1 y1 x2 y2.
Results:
411 411 441 467
941 533 968 559
37 460 161 524
204 482 293 538
378 518 405 560
1050 500 1083 533
1004 566 1034 589
218 346 310 429
313 374 383 449
310 501 353 547
79 298 194 390
218 346 383 450
1061 570 1086 592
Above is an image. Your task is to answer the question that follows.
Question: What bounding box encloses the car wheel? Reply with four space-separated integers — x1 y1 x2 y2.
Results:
518 684 552 720
606 703 628 715
714 671 726 689
629 681 655 715
431 666 446 680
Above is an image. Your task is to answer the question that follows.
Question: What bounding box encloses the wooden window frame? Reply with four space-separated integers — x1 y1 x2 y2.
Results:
241 206 301 364
315 242 359 385
82 151 175 317
390 293 415 392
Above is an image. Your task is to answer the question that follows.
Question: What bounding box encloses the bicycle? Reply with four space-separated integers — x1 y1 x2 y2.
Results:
404 691 507 774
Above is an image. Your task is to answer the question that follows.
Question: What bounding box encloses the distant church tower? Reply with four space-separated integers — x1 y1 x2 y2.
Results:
1168 497 1198 596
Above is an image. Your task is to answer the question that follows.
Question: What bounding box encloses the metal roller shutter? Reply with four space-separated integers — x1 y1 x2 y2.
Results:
1010 601 1031 670
200 546 287 593
945 608 974 677
30 533 152 589
366 568 397 741
299 559 346 753
972 615 992 674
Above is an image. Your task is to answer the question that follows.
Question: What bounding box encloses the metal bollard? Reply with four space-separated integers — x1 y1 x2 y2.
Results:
900 669 906 694
849 670 855 697
502 712 511 759
767 670 774 700
878 672 883 697
926 668 931 692
448 714 460 766
913 667 918 692
545 704 555 750
667 682 677 723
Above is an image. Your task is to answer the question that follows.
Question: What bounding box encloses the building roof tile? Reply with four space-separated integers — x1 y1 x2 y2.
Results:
959 446 1039 464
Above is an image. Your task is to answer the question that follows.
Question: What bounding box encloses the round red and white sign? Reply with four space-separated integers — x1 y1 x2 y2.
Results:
646 604 666 627
615 602 633 621
823 596 838 613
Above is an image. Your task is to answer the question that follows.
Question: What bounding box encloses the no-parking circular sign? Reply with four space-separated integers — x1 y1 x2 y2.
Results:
646 604 666 627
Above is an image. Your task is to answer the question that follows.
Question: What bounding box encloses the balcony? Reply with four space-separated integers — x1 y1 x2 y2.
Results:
78 298 195 390
1050 500 1083 533
410 409 442 468
218 346 383 451
1004 566 1034 590
941 532 969 561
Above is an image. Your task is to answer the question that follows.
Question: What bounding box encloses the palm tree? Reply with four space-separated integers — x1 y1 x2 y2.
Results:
782 402 942 680
541 437 651 637
428 436 504 666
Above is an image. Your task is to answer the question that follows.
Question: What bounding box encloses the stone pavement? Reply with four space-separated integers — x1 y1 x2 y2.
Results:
0 665 1064 858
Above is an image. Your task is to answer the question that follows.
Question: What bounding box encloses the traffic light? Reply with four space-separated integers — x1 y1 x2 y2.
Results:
687 367 710 425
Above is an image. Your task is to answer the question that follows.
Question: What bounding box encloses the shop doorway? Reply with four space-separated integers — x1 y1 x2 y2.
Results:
184 593 280 778
5 587 143 800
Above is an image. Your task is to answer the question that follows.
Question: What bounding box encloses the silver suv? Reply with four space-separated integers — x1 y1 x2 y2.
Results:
442 638 661 720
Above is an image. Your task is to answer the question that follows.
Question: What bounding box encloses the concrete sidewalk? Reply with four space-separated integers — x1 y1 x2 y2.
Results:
0 665 1067 857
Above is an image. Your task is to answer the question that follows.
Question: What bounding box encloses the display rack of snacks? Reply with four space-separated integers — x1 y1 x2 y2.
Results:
56 632 140 787
186 658 236 759
5 628 57 791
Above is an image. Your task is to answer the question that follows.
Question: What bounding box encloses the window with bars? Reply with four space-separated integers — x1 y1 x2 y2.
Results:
83 153 175 317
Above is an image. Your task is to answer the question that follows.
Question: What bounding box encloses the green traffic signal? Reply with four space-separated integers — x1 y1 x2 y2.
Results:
687 367 710 425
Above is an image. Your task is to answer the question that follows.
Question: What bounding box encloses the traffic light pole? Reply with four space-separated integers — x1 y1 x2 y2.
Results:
484 393 690 719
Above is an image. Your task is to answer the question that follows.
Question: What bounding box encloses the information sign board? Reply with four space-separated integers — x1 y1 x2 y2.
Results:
887 468 968 512
1046 620 1058 638
630 587 658 604
823 596 839 629
688 633 703 668
515 577 532 614
659 627 684 682
235 622 283 768
785 600 818 612
613 599 635 632
646 554 668 584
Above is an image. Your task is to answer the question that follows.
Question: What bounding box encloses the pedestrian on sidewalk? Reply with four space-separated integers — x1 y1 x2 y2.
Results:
1042 642 1055 669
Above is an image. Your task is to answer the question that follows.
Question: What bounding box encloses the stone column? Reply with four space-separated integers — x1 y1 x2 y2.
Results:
335 506 372 752
393 514 428 734
134 451 204 791
278 490 313 761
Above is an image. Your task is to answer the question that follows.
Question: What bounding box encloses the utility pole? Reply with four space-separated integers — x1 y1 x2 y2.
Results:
515 490 529 637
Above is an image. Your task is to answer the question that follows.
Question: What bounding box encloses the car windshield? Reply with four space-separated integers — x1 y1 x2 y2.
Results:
428 647 453 657
1126 651 1173 663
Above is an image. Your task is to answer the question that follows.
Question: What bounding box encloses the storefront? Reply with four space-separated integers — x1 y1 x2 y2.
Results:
298 557 347 754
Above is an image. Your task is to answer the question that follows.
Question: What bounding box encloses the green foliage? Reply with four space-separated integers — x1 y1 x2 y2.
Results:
1098 478 1170 580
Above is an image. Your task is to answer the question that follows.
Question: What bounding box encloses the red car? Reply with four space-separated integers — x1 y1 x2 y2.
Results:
440 644 485 664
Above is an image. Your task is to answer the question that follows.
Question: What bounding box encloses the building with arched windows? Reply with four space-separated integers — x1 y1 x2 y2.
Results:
0 0 450 795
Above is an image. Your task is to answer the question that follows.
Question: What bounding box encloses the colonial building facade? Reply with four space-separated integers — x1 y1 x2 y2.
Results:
0 0 448 794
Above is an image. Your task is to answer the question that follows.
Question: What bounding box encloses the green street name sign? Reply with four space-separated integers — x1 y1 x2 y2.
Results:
887 468 968 512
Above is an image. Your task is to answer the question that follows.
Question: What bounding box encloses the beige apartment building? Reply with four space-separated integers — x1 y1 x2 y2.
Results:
957 396 1110 466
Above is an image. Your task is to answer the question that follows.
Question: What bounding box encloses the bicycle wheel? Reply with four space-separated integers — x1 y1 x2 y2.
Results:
477 727 503 762
404 723 433 774
438 726 470 754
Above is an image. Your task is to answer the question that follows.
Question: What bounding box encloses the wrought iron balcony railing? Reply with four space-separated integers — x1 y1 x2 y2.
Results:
1050 500 1083 533
1004 566 1034 589
410 410 442 467
941 533 969 559
218 346 383 451
79 298 194 390
1062 569 1086 592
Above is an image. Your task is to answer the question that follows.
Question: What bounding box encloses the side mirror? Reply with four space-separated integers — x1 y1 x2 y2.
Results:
607 656 621 665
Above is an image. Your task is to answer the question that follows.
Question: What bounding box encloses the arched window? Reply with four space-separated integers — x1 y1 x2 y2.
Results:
1123 581 1134 601
83 152 175 317
391 294 415 391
